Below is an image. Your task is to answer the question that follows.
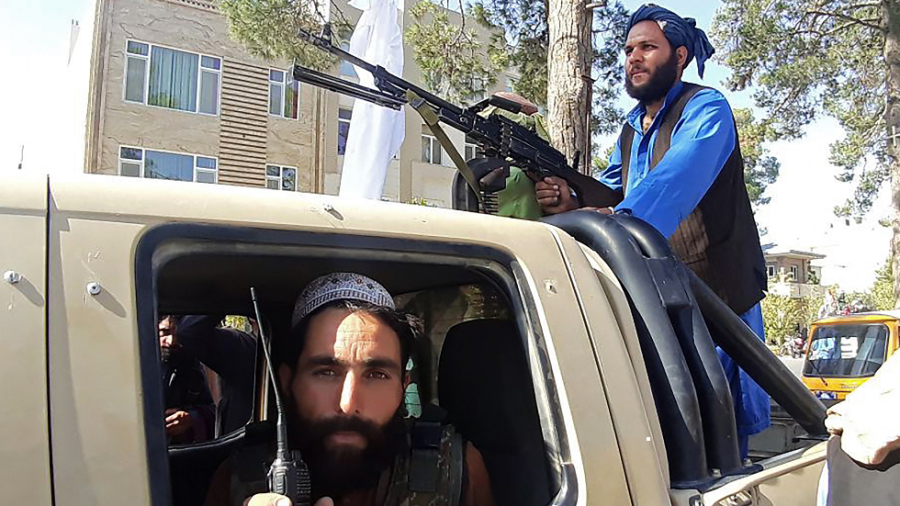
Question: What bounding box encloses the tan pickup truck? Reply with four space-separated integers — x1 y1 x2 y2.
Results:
2 173 828 506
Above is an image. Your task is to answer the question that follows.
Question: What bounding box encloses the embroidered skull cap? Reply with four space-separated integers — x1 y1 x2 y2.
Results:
291 272 395 327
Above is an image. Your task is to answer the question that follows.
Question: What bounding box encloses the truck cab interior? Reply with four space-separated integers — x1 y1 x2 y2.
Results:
134 213 830 506
137 224 567 506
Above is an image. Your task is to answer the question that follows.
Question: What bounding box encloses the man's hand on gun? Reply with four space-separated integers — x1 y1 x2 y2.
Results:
535 176 616 216
535 177 579 214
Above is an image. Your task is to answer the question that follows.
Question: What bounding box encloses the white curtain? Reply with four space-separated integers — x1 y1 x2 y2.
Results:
148 46 199 112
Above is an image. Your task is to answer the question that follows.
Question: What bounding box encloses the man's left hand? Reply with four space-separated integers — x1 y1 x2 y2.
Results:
165 408 193 437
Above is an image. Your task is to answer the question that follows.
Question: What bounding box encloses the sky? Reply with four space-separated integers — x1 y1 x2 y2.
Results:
0 0 892 291
0 0 95 176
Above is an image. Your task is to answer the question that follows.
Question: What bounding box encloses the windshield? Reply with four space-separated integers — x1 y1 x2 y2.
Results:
804 323 889 378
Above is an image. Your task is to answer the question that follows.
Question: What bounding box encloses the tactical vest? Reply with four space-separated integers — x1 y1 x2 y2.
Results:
229 420 464 506
618 83 767 315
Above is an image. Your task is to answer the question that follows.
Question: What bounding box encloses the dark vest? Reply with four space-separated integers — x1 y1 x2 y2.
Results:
619 83 767 315
229 420 464 506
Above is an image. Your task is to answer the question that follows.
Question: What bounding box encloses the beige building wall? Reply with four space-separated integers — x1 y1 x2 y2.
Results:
86 0 516 205
85 0 322 192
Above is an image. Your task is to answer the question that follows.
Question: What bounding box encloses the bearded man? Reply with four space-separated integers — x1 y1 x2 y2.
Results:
204 272 495 506
535 4 771 457
158 315 216 445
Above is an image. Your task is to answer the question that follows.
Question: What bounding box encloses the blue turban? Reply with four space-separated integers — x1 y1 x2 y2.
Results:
627 4 716 78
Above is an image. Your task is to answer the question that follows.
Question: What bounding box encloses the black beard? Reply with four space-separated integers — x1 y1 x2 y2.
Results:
161 346 178 364
624 51 680 104
285 394 407 501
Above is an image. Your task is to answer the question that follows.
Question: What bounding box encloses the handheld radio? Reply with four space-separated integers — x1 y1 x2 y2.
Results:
250 287 312 506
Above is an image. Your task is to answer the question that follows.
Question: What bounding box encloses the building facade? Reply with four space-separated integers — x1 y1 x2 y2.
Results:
84 0 518 206
764 249 826 300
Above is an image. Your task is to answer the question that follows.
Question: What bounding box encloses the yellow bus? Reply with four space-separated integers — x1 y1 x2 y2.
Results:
802 311 900 404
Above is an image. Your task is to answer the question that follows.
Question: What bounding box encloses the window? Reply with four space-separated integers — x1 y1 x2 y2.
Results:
469 77 485 102
766 264 776 278
266 165 298 191
340 42 358 78
421 125 444 165
124 40 220 115
790 265 799 282
136 226 565 506
338 108 352 155
118 146 217 183
504 76 516 93
805 324 889 378
465 135 485 161
269 69 299 120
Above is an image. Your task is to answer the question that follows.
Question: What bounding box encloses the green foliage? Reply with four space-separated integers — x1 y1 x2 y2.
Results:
762 289 824 345
799 291 826 329
591 144 615 179
470 0 549 104
591 156 607 179
405 1 509 104
406 197 434 206
711 0 892 220
590 2 631 137
472 0 630 135
870 257 896 310
219 0 345 72
223 315 251 332
762 293 804 345
734 107 780 205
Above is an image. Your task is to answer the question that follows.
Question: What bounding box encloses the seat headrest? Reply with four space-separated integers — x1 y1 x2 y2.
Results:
438 319 552 506
439 319 527 447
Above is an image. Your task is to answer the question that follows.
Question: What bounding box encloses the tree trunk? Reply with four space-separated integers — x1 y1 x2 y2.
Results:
547 0 592 174
884 0 900 308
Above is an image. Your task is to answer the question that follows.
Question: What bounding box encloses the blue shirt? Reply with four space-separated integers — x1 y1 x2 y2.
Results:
600 82 771 446
599 81 737 238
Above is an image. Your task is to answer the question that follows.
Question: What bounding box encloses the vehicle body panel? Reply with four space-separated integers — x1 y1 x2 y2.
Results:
0 174 53 506
701 445 826 506
1 173 831 506
41 174 633 506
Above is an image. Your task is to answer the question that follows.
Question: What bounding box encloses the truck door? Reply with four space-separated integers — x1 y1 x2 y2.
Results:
0 175 53 506
42 175 638 506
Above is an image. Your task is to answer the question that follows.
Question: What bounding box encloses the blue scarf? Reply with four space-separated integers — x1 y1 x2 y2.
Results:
627 4 716 78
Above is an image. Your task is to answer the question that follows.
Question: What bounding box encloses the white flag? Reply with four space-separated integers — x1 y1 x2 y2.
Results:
338 0 406 200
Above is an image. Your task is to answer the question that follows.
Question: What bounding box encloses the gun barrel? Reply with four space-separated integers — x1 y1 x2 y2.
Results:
291 65 406 110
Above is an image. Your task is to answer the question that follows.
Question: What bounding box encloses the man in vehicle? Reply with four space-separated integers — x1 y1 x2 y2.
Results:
534 4 770 456
177 314 258 435
159 315 216 444
205 272 496 506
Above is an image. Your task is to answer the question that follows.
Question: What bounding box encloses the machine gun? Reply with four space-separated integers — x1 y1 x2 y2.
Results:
292 25 622 213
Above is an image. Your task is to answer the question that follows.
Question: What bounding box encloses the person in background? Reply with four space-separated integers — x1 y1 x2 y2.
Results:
159 315 216 444
176 314 258 435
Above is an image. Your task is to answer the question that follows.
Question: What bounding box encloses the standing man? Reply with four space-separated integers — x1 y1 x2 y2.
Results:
536 4 770 456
